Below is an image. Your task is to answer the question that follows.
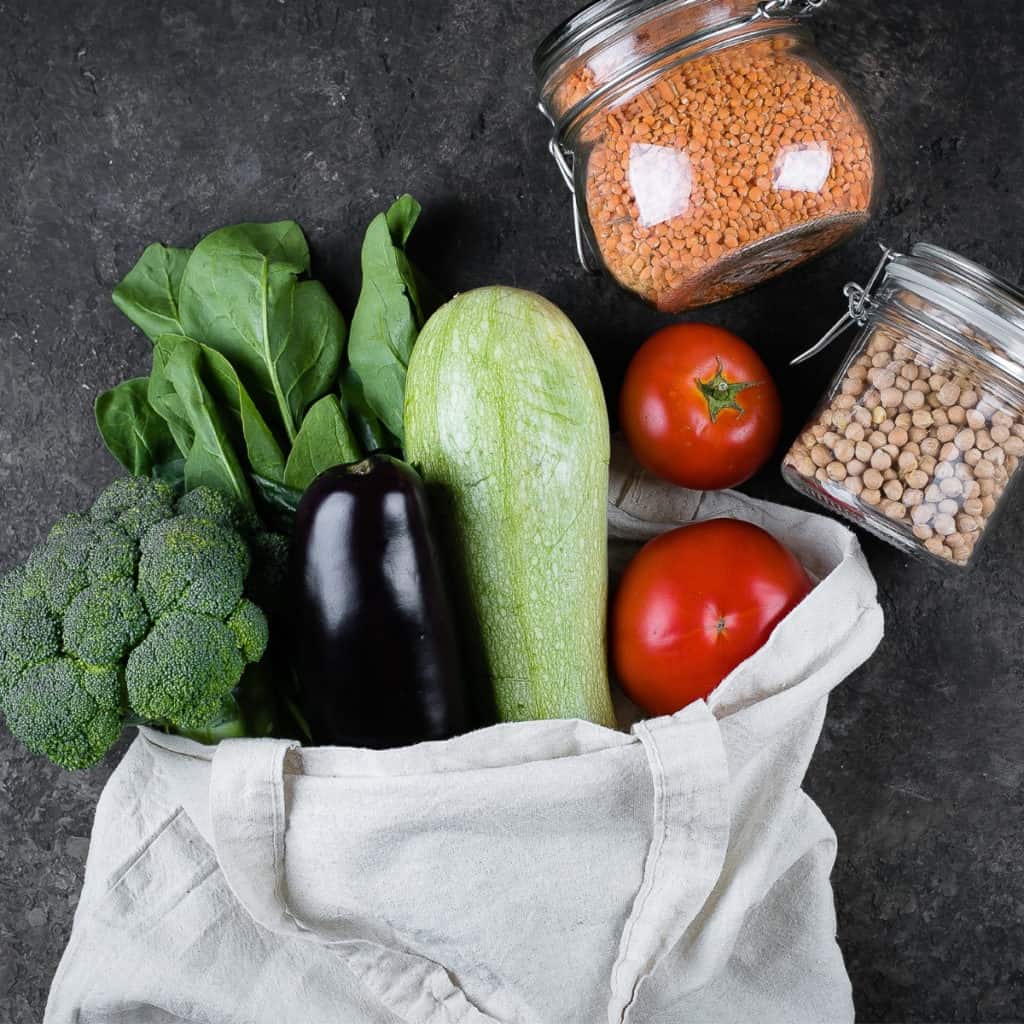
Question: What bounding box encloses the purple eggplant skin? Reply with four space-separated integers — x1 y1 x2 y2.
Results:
288 454 469 749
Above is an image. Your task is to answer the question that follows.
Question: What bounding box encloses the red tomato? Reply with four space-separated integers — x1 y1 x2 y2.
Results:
612 519 812 716
620 324 782 491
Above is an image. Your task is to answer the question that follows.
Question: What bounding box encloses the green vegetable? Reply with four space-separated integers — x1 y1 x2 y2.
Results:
111 243 191 343
149 335 255 510
95 377 184 485
404 287 614 728
348 195 435 443
284 395 361 490
178 222 347 445
0 477 277 769
99 202 438 509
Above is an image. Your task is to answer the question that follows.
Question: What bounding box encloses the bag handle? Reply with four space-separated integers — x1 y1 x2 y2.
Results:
209 737 304 937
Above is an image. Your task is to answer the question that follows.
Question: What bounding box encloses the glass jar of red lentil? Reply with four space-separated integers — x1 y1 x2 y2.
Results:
534 0 880 312
783 244 1024 569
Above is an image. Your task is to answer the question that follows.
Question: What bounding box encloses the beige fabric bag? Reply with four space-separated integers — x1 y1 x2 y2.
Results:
46 448 883 1024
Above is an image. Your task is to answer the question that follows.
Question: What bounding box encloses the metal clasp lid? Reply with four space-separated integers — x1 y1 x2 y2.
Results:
544 128 602 275
756 0 828 19
791 245 901 365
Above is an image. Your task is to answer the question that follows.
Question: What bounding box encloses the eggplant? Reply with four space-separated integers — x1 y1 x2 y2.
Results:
288 454 468 748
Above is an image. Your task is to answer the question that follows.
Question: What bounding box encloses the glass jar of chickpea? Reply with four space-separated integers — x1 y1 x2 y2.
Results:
534 0 880 312
784 244 1024 568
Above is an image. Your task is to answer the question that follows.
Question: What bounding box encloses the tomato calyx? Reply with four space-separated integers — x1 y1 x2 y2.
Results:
695 359 760 423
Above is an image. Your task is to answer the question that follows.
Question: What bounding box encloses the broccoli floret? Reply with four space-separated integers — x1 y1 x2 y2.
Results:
226 599 270 663
0 583 60 697
0 477 278 770
4 660 123 770
89 476 176 540
138 516 249 619
125 611 246 730
63 581 149 665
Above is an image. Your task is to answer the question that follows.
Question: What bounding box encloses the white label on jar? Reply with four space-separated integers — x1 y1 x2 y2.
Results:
628 143 693 227
773 142 833 193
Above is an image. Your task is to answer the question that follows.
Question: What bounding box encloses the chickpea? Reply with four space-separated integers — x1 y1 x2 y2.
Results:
957 514 979 534
863 467 884 491
827 462 847 481
903 488 924 508
947 405 967 426
833 439 855 463
974 459 996 479
912 524 934 541
935 424 957 443
868 431 887 448
939 442 959 463
939 477 963 498
888 427 910 448
845 422 866 443
912 409 934 428
920 437 941 457
1004 435 1024 457
811 444 831 468
933 513 956 536
925 537 949 558
855 440 873 462
937 382 961 407
911 504 935 526
868 368 896 389
966 408 986 430
960 389 980 410
847 459 867 477
954 429 976 451
861 488 882 506
991 424 1011 445
845 475 864 497
992 410 1015 429
870 450 892 472
882 500 907 521
882 478 903 501
963 497 984 517
897 450 918 472
905 469 929 490
934 462 954 481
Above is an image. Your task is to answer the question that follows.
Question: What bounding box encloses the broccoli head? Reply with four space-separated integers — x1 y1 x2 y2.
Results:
0 477 278 770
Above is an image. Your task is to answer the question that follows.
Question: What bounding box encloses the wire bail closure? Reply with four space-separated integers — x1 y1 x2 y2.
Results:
791 244 900 366
757 0 828 18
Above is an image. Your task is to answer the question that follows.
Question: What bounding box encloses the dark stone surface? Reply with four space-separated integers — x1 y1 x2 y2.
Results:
1 0 1022 1020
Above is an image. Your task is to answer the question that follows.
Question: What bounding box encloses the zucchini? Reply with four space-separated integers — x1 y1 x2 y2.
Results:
404 287 614 727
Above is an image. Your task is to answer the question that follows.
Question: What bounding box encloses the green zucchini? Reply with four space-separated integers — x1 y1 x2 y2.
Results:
404 286 614 727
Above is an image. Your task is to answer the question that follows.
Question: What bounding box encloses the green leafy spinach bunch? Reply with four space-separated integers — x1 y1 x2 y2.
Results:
0 477 283 769
95 196 438 521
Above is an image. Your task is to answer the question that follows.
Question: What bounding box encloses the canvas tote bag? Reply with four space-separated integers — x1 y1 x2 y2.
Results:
45 445 884 1024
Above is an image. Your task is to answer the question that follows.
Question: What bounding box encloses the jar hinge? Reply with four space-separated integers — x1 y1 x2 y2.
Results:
541 105 603 275
756 0 828 19
791 244 900 365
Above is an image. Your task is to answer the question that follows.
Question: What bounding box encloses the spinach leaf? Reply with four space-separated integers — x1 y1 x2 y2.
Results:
200 344 287 485
94 376 183 478
178 222 346 446
148 335 254 510
283 395 361 491
339 366 400 455
112 244 192 343
251 473 303 525
347 195 438 444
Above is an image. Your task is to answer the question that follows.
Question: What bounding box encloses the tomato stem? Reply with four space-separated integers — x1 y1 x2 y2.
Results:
696 359 760 423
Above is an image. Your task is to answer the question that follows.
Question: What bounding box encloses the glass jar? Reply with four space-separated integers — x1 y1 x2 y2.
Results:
784 244 1024 568
534 0 880 313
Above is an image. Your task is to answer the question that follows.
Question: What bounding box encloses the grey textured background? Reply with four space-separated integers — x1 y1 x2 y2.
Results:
1 0 1023 1021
